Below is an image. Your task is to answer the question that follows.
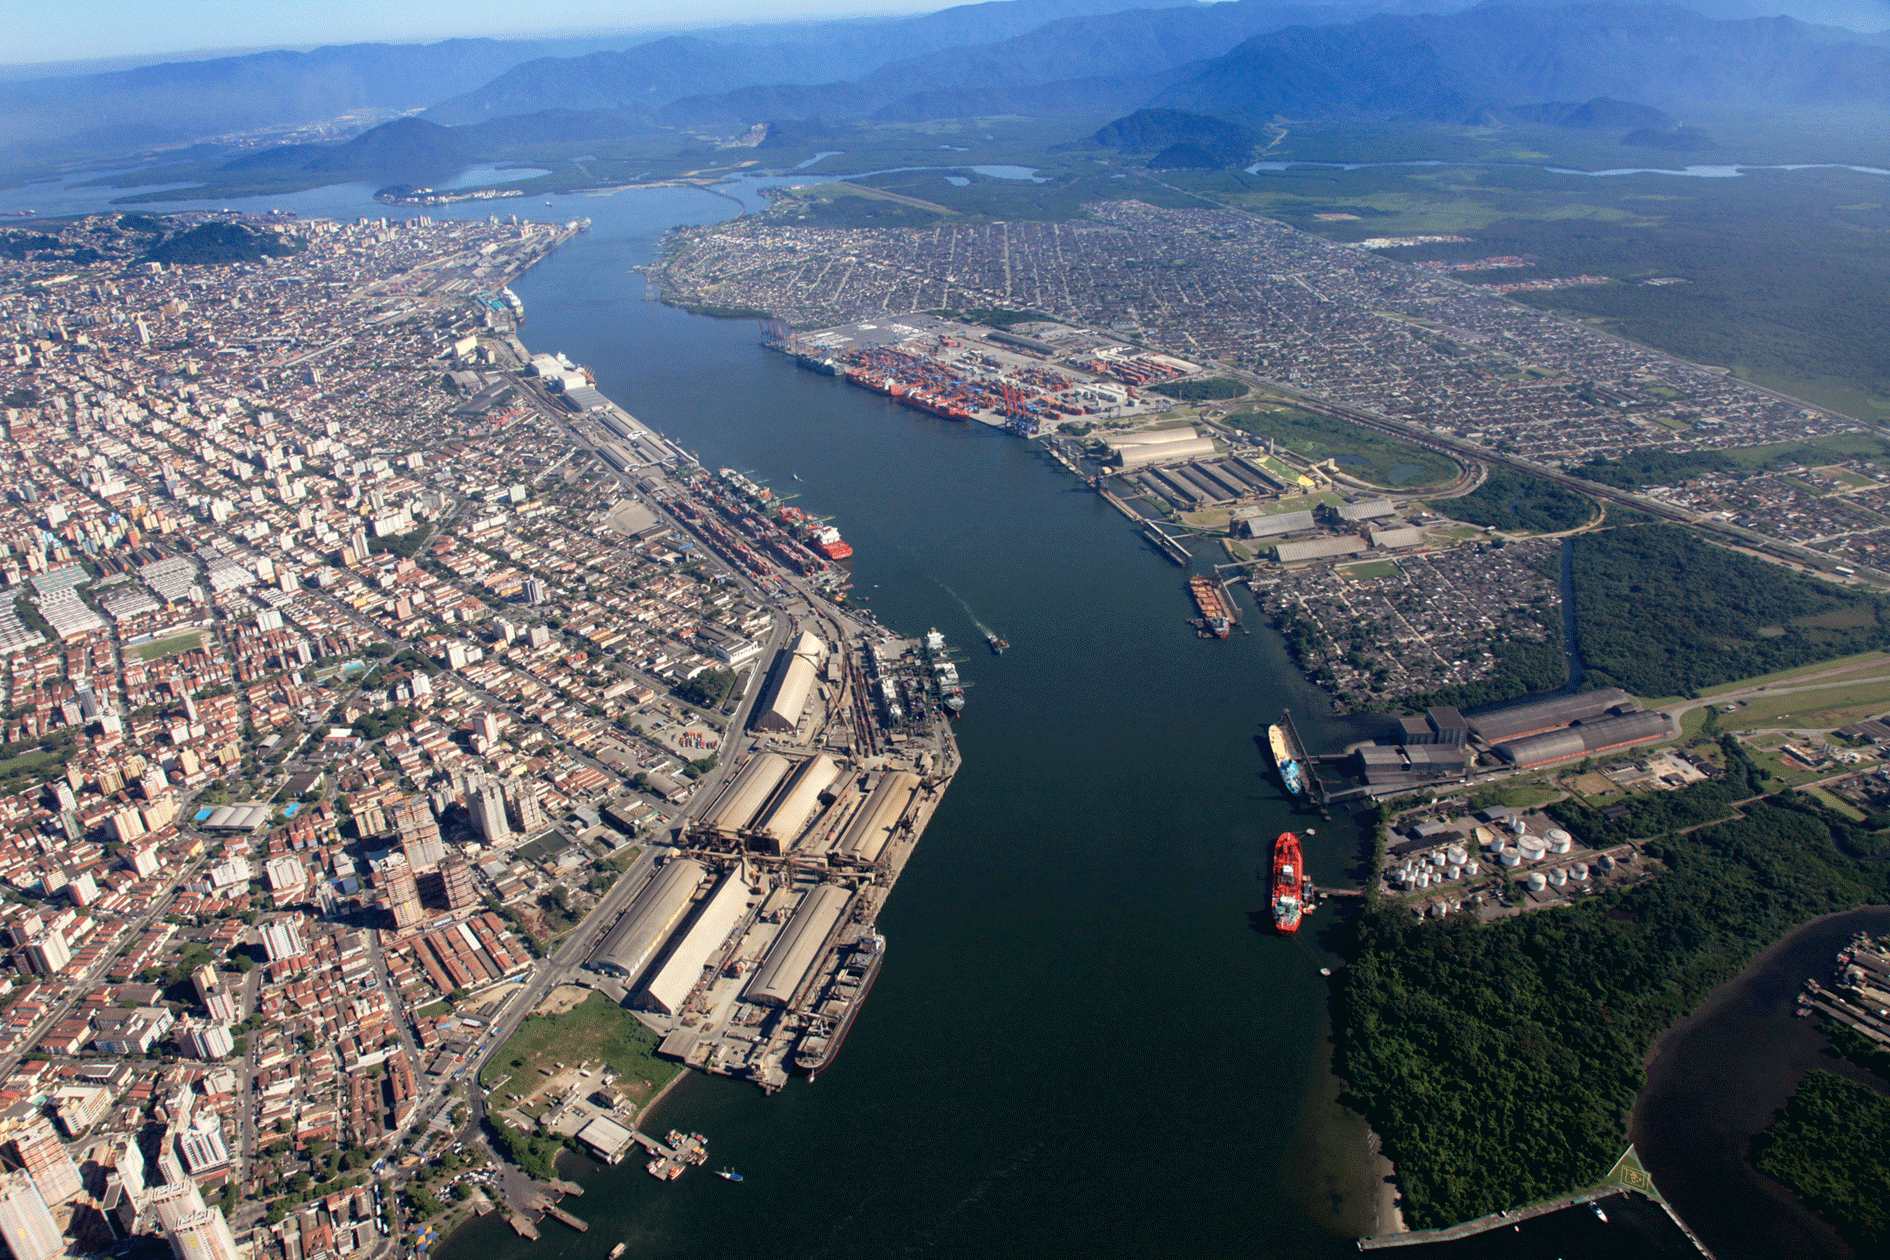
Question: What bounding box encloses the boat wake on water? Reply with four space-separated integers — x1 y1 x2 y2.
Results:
933 579 1007 653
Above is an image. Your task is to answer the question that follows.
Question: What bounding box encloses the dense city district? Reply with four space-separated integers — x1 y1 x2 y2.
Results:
0 210 960 1260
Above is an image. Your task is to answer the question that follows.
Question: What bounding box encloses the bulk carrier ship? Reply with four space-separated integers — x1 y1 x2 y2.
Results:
1188 576 1232 638
1267 720 1307 798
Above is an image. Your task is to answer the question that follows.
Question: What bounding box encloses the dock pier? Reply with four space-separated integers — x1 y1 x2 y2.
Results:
541 1205 589 1233
1143 524 1192 566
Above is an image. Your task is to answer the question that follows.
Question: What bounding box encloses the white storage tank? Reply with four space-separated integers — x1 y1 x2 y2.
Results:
1547 866 1568 888
1445 864 1462 881
1569 863 1590 882
1431 850 1447 868
1596 853 1617 873
1498 848 1522 868
1446 845 1468 867
1511 817 1528 835
1525 871 1548 892
1546 829 1573 854
1519 838 1547 863
1464 860 1480 877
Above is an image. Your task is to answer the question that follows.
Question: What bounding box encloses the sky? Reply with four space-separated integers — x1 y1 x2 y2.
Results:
0 0 942 69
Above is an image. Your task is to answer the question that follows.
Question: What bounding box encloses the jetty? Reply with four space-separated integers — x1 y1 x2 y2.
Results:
1143 524 1192 565
542 1205 589 1233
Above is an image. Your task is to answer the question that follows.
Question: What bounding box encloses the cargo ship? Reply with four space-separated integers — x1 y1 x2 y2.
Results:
1267 723 1306 798
1189 575 1231 638
793 932 886 1078
809 525 853 561
1272 832 1305 934
795 352 841 375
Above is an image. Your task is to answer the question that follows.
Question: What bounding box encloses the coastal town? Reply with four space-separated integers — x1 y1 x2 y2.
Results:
0 209 958 1260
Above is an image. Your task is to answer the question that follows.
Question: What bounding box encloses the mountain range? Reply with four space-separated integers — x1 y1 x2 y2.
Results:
18 0 1890 188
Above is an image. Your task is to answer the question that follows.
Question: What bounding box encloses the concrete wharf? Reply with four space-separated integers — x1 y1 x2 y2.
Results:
506 1216 540 1240
1142 524 1192 565
541 1205 589 1233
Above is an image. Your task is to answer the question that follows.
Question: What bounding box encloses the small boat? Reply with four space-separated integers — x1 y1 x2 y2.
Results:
1590 1202 1608 1224
716 1168 743 1182
609 1245 627 1259
793 473 803 481
986 632 1008 654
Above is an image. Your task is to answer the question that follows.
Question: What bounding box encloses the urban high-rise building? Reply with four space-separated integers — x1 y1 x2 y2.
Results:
381 867 424 930
506 782 547 836
469 780 511 845
438 858 478 912
5 1118 80 1206
174 1020 234 1062
0 1170 61 1260
175 1119 230 1176
20 931 69 978
258 918 305 962
164 1206 239 1260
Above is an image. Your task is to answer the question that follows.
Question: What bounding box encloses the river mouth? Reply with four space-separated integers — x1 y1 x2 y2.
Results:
1631 906 1890 1260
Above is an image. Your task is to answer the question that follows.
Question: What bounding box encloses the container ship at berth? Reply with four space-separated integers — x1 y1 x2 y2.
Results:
1267 723 1306 798
1272 832 1305 934
793 932 887 1078
1189 575 1232 638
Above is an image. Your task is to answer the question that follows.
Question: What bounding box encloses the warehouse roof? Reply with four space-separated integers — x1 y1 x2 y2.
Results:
834 771 921 865
702 753 791 835
751 754 840 850
586 859 705 980
1497 711 1670 767
1276 535 1369 563
1239 510 1316 539
1338 498 1397 521
640 870 751 1015
743 884 853 1008
1369 526 1427 549
1469 689 1637 744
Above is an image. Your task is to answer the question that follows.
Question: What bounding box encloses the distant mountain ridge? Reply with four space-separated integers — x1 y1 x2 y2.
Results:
421 0 1196 124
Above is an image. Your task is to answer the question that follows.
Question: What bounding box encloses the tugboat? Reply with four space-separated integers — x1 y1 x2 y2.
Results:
1272 832 1305 934
986 631 1008 654
609 1245 627 1258
716 1168 743 1183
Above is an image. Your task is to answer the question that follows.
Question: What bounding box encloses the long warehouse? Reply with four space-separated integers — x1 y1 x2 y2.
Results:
743 883 854 1008
702 753 792 836
750 631 827 736
586 859 706 979
640 869 752 1016
834 771 921 865
1496 711 1672 768
751 754 840 853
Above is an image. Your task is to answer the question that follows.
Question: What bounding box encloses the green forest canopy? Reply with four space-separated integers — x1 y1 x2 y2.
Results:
1334 752 1890 1228
1151 376 1249 401
1570 524 1889 696
1437 466 1596 533
1749 1070 1890 1253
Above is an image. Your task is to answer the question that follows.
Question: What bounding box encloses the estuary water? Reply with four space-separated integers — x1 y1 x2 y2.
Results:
440 180 1387 1260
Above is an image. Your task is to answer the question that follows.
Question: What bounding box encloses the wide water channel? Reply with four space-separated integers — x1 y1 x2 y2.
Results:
457 183 1385 1260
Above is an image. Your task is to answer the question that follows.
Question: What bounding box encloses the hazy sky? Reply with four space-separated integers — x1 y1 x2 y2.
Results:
0 0 941 67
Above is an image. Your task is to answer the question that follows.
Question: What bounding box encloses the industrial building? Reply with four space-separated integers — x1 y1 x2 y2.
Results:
702 753 792 836
1467 689 1638 745
640 870 753 1015
743 884 854 1008
833 771 921 865
1104 427 1218 469
749 631 828 735
1496 711 1673 768
1337 498 1397 522
586 859 707 980
1276 536 1369 564
750 754 840 852
1235 509 1316 539
1368 525 1426 549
